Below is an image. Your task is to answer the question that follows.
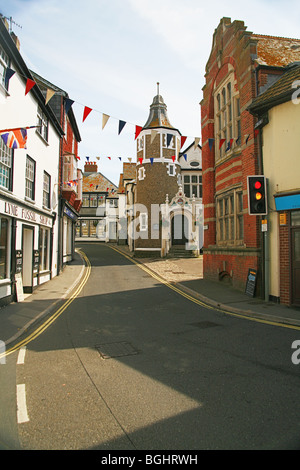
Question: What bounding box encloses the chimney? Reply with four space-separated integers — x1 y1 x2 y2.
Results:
10 31 20 51
84 161 98 173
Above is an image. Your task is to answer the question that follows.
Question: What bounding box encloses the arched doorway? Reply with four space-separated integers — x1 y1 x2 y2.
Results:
171 213 189 245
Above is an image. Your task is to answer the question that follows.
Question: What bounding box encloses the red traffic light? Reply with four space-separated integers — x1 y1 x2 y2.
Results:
254 181 262 189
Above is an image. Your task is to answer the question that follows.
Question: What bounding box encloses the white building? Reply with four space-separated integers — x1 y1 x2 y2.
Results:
0 17 63 304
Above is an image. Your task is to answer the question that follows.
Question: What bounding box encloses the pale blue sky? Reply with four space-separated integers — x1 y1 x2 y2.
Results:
1 0 299 184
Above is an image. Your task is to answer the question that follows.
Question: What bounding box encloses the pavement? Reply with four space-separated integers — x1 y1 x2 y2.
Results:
1 241 300 349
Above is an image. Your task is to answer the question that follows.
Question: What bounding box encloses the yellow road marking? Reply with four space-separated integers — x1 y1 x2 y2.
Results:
0 249 91 360
109 245 300 332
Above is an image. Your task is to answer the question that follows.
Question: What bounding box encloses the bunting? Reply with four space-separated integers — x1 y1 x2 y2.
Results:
4 67 15 88
135 126 142 140
45 88 56 105
83 106 92 122
25 78 36 95
102 113 110 129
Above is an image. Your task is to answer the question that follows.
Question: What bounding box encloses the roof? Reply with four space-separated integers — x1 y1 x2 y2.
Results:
82 171 118 196
143 91 180 134
248 63 300 114
253 34 300 67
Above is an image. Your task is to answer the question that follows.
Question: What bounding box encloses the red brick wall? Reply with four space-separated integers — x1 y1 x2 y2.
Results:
279 213 291 304
201 18 262 291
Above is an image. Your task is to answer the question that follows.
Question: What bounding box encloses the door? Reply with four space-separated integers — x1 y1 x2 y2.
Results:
291 228 300 306
22 227 34 293
172 214 188 245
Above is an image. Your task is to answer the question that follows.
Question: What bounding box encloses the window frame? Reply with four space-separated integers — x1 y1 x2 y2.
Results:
0 44 9 90
216 189 244 246
25 155 36 201
43 171 51 209
0 138 13 190
37 106 49 142
214 72 240 160
39 226 50 272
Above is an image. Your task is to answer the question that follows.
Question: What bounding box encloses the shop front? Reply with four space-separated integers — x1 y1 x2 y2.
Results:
0 195 56 305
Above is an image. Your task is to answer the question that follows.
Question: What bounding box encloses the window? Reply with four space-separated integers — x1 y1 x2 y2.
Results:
39 227 50 272
0 217 8 279
25 156 35 200
163 133 175 149
216 189 244 245
183 173 202 199
0 138 13 190
82 195 89 207
140 213 148 231
109 199 118 208
138 166 145 181
43 172 50 208
0 44 9 89
215 73 240 160
37 106 48 142
168 163 175 176
90 194 97 207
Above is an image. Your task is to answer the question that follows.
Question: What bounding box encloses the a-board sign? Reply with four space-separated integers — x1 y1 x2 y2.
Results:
16 250 23 273
15 272 24 302
245 268 257 297
33 250 39 274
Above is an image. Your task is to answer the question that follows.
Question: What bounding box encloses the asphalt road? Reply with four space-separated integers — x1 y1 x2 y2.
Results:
3 243 300 450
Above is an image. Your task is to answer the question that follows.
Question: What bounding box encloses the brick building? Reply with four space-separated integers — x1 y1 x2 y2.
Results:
200 17 300 294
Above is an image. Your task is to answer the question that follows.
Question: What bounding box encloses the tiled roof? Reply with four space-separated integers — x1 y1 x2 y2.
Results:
118 163 136 193
253 34 300 67
249 63 300 114
82 172 118 196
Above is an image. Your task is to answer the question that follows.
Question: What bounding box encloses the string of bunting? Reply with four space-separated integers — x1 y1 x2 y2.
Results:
4 67 200 146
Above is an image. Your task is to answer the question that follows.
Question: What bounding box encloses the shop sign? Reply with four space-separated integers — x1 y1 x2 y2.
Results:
0 200 53 227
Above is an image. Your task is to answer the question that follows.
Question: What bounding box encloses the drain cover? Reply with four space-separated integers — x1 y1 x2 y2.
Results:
96 341 139 359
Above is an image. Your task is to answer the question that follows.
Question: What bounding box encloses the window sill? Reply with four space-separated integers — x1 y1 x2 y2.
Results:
24 197 36 205
0 278 11 286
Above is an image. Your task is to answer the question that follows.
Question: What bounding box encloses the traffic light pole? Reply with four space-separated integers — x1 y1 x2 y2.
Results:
264 215 269 302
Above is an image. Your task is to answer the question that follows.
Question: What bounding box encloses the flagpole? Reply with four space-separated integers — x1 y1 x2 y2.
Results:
0 125 40 133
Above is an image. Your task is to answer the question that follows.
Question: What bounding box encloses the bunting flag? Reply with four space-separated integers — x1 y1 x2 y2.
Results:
183 154 187 161
172 155 176 162
83 106 92 122
138 157 143 165
254 129 259 137
150 157 154 165
25 78 36 95
45 88 56 105
64 98 74 115
102 113 110 129
96 156 100 160
128 157 132 162
246 134 250 145
0 128 27 149
118 120 126 134
86 156 90 161
107 157 111 160
194 137 200 149
235 136 241 145
4 67 15 88
208 138 214 151
219 138 226 149
135 126 142 140
181 136 187 148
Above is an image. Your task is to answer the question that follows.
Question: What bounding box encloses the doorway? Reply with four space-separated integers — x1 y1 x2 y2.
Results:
22 226 34 293
171 214 189 245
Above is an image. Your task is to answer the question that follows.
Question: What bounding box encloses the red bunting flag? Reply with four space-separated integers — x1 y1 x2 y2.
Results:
135 126 142 140
254 129 259 137
172 155 176 162
219 138 225 149
25 79 36 95
181 136 187 148
138 158 143 165
83 106 92 122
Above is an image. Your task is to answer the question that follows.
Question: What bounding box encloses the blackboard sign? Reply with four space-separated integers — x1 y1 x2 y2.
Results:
245 268 257 297
16 250 23 273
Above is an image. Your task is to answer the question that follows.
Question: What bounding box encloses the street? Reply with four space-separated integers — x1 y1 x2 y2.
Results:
1 242 300 450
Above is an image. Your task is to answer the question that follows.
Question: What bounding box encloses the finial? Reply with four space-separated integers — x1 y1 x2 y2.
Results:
157 82 160 95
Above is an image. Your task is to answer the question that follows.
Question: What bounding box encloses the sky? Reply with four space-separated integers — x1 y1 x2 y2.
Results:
1 0 300 185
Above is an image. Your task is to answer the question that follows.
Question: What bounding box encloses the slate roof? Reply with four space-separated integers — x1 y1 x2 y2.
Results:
248 63 300 114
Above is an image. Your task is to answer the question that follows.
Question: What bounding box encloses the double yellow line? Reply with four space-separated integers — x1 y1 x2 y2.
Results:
109 245 300 331
0 249 91 361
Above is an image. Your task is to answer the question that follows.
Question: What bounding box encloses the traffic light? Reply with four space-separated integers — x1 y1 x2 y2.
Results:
247 176 267 215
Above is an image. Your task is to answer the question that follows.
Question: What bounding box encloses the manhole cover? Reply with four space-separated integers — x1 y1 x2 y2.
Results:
190 321 220 329
96 341 139 359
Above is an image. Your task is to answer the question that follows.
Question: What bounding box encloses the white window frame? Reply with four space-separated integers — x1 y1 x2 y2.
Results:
0 138 12 190
39 227 50 272
25 155 35 201
167 162 176 176
140 213 148 231
37 106 49 142
138 166 145 181
0 44 9 90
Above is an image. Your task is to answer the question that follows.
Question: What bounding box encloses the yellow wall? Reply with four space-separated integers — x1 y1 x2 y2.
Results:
262 99 300 298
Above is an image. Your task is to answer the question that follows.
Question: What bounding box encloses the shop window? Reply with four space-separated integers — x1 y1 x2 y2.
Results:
39 227 50 272
0 138 13 190
25 155 35 200
0 217 8 279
